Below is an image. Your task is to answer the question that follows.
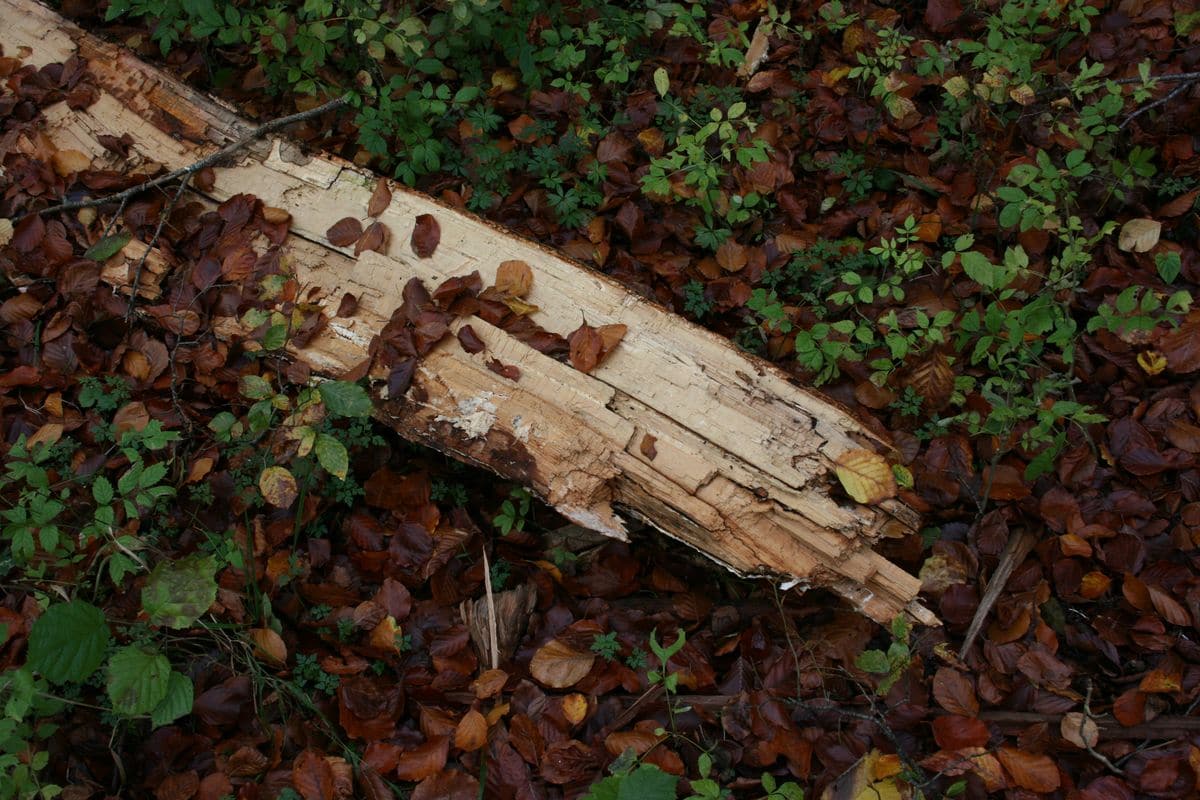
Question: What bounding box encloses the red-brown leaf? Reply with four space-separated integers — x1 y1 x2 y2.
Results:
411 214 441 258
368 178 393 217
292 750 335 800
327 217 363 247
932 667 979 716
568 323 603 373
457 325 485 354
394 736 449 782
355 221 388 255
996 747 1060 793
931 715 990 749
336 293 358 317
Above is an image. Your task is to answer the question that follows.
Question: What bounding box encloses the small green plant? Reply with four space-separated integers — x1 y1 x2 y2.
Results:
582 749 678 800
1087 286 1192 339
293 653 340 696
431 479 469 507
489 558 512 591
493 487 532 535
625 647 648 671
854 615 912 696
682 281 714 319
77 375 131 413
590 632 621 662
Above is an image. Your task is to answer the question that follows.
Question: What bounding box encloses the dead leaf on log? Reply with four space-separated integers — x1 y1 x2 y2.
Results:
326 217 363 247
411 214 441 257
495 260 534 297
367 178 393 217
834 449 897 504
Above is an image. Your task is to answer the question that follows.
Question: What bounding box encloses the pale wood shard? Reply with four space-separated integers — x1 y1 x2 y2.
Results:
2 0 937 626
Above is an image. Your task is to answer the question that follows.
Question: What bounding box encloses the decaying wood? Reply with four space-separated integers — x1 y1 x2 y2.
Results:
2 0 936 625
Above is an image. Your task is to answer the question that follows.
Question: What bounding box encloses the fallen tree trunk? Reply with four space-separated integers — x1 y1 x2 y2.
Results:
2 0 935 625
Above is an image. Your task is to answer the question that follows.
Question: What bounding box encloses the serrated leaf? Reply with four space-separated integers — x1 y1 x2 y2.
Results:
27 601 110 684
107 645 170 716
149 671 194 727
84 232 132 261
141 554 218 629
314 433 349 480
834 449 897 505
317 381 373 418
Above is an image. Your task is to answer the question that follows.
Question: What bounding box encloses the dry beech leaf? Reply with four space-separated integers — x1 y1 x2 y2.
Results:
26 423 63 451
1059 712 1099 749
454 709 488 751
411 214 441 258
640 434 658 460
996 748 1060 793
1117 218 1161 253
355 221 388 255
597 323 627 355
834 449 897 504
336 293 358 318
932 667 978 717
249 627 287 667
529 638 595 688
457 325 486 354
367 178 393 217
471 668 508 699
51 149 91 176
262 206 291 224
0 218 12 247
327 217 363 247
568 323 603 373
561 694 589 726
292 749 335 800
495 260 534 297
502 297 539 316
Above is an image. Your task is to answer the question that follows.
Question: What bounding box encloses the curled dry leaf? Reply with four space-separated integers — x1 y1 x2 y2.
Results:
367 178 393 217
495 259 534 297
262 206 291 224
336 293 358 318
249 627 287 667
411 214 441 258
529 638 595 688
327 217 363 248
0 218 12 247
1117 218 1161 253
567 322 627 374
457 325 486 354
834 449 897 504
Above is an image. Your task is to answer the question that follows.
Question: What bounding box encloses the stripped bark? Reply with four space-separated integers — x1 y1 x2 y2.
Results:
2 0 936 625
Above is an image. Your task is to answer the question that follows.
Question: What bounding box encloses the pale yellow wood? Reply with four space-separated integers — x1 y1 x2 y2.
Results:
1 0 935 625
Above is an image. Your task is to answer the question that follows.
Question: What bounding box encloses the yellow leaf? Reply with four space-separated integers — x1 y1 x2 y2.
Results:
503 297 540 316
1138 350 1167 375
259 466 299 508
249 627 287 667
561 693 589 726
834 449 897 505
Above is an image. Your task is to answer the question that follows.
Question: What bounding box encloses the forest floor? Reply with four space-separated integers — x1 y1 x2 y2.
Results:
2 1 1200 798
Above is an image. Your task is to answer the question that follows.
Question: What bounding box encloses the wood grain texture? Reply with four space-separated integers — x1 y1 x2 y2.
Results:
2 0 935 625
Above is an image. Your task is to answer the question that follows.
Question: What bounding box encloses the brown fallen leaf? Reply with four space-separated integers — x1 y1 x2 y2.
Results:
327 217 363 247
530 638 595 688
495 259 534 297
411 214 441 258
355 221 388 255
367 177 393 217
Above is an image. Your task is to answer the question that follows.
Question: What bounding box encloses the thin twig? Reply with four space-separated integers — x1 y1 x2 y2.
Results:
1081 679 1125 775
1120 79 1198 130
20 95 349 221
958 526 1037 659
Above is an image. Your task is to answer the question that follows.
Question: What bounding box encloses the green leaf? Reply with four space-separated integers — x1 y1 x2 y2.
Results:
1156 252 1182 285
317 381 373 418
27 601 110 684
83 232 132 261
262 324 288 350
238 375 273 400
141 555 218 629
653 67 671 98
149 671 194 727
92 476 114 506
854 649 891 674
107 646 170 716
583 763 678 800
314 433 350 480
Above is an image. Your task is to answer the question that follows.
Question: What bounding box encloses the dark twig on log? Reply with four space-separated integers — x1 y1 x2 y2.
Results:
18 95 350 222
